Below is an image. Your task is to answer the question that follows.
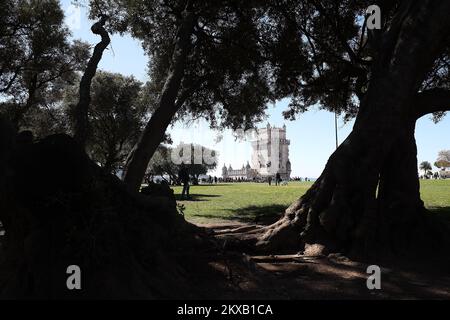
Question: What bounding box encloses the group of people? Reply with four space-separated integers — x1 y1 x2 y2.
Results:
178 170 219 199
168 167 313 200
420 171 448 180
267 172 284 186
222 177 253 182
203 176 218 184
290 177 310 182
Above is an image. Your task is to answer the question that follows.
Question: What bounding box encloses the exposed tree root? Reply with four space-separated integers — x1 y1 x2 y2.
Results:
211 126 450 261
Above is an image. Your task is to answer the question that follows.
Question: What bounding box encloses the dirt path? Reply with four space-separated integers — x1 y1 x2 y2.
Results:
192 221 450 299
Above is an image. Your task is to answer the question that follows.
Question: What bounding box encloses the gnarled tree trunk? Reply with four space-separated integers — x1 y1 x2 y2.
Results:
123 9 195 192
73 15 110 148
257 1 450 258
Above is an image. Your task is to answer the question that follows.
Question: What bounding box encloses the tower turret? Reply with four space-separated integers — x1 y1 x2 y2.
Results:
222 163 228 174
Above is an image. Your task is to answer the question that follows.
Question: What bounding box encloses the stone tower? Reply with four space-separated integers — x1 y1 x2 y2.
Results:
250 123 291 180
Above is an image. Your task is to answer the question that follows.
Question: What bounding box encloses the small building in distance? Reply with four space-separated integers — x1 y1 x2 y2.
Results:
222 123 292 181
222 162 258 180
439 170 450 179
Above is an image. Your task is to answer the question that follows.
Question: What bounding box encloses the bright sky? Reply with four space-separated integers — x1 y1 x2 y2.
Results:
62 1 450 178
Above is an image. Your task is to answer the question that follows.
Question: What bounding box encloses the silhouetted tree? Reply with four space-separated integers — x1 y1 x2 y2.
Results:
256 0 450 256
73 14 111 147
147 143 217 184
419 161 432 177
90 0 273 191
65 71 146 173
0 0 89 129
435 150 450 170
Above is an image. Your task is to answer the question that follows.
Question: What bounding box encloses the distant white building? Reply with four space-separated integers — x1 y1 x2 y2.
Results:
222 123 292 180
439 170 450 179
222 162 256 180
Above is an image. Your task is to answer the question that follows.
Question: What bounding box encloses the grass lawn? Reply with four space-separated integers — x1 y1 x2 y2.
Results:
172 180 450 225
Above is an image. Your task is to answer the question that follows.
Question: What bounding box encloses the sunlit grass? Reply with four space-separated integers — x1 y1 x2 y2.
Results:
171 180 450 225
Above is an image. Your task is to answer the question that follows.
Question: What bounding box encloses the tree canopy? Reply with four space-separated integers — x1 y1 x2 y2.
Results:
63 71 146 173
260 1 450 123
0 0 89 128
435 150 450 169
90 0 275 130
419 161 432 175
148 143 218 184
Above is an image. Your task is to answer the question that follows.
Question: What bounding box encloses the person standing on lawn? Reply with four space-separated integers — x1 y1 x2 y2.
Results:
179 165 190 199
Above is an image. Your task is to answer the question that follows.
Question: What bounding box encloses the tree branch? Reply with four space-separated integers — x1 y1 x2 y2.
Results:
0 66 21 93
415 88 450 118
74 14 110 148
174 74 210 109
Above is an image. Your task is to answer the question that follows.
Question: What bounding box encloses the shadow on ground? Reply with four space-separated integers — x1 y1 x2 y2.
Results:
228 204 286 225
192 204 286 225
429 206 450 228
189 205 450 299
175 193 222 202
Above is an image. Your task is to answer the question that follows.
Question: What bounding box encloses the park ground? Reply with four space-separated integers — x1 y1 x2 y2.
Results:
172 180 450 226
170 180 450 299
